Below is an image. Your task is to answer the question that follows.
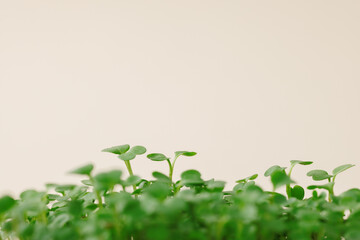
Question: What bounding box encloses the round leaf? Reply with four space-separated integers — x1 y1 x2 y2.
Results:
206 180 226 192
152 171 171 183
124 175 141 186
102 144 130 155
264 165 285 177
147 153 169 161
0 196 16 214
144 182 171 200
119 152 136 161
94 170 122 190
180 169 204 186
306 170 332 181
130 146 147 155
291 185 305 200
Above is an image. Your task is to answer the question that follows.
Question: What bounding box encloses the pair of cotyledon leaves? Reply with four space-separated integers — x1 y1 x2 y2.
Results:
306 164 355 192
264 160 313 199
306 164 355 181
102 144 147 161
69 145 147 176
264 161 355 197
264 161 354 184
147 151 197 161
101 144 196 162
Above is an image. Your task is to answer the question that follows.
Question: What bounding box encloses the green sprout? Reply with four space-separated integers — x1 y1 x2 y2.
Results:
307 164 355 201
0 145 358 240
102 144 146 191
147 150 197 183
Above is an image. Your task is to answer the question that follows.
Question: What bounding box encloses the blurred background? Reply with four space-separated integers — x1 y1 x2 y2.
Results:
1 1 359 197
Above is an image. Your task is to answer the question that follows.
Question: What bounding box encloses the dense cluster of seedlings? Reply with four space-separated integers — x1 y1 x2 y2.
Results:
0 144 359 240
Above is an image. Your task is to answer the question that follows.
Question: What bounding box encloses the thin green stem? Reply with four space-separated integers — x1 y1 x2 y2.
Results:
171 156 179 171
286 164 295 198
124 160 136 191
287 165 295 178
167 159 173 182
329 176 335 202
89 175 103 209
167 155 181 185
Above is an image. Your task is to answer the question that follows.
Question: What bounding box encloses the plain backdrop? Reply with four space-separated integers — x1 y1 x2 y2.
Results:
1 1 359 197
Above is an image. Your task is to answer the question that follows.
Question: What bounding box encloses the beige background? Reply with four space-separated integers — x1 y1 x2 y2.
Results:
1 1 359 197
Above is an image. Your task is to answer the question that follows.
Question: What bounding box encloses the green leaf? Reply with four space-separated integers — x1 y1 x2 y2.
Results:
147 153 169 161
47 194 62 201
123 175 141 187
118 151 136 161
332 164 355 176
94 170 122 190
180 169 204 186
236 174 258 183
69 164 94 176
290 160 313 166
81 179 93 186
55 184 76 194
233 181 256 192
174 151 197 158
0 196 16 214
291 185 305 200
271 170 293 190
129 145 147 155
272 192 287 205
264 165 286 177
306 170 332 181
152 171 171 184
248 173 258 180
206 180 226 192
68 199 83 217
307 182 335 191
144 182 171 200
102 144 130 155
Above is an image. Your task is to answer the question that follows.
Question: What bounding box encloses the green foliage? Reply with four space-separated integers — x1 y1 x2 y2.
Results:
270 169 293 190
147 153 169 161
0 145 358 240
69 163 94 176
0 196 16 214
307 169 333 181
102 144 130 155
332 164 355 176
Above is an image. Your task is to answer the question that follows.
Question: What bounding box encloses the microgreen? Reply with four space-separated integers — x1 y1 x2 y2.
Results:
0 144 358 240
147 150 197 183
306 164 355 202
102 144 146 191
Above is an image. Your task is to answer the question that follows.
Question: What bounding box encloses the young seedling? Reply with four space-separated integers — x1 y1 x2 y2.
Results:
264 165 294 192
102 144 146 191
233 174 258 192
147 150 197 183
2 145 360 240
307 163 355 201
285 160 313 200
69 163 104 208
264 161 312 199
